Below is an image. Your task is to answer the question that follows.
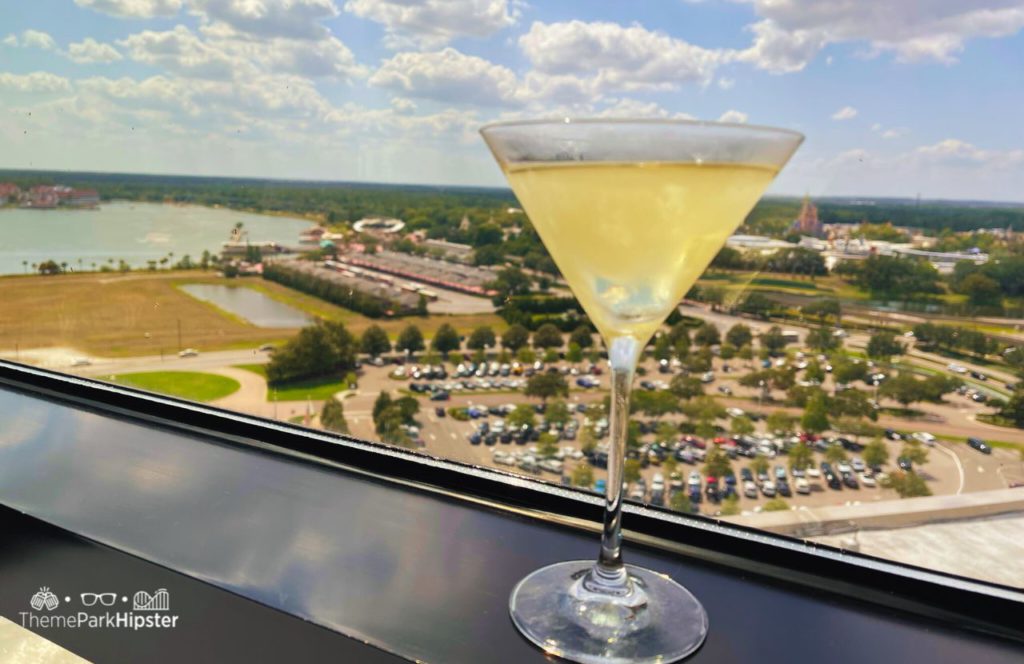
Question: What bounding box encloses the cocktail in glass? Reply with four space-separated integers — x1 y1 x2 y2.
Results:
480 119 803 663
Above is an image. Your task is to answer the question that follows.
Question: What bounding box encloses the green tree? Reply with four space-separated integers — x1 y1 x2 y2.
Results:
488 267 531 303
467 325 496 350
569 325 594 349
866 331 905 362
525 372 569 402
533 323 564 349
624 459 642 484
431 323 461 357
572 463 594 488
900 439 929 466
538 432 559 458
266 320 357 384
653 334 673 361
395 324 425 354
546 399 571 426
372 391 393 423
760 326 789 355
502 324 530 351
566 342 583 364
879 372 924 409
961 272 1002 308
694 322 721 347
804 360 825 383
998 387 1024 427
824 444 848 465
669 374 704 400
863 438 890 468
662 455 678 477
703 445 732 478
359 324 391 357
631 390 680 420
750 455 769 477
670 491 693 513
320 397 349 434
801 299 841 325
731 415 755 436
883 470 931 498
655 421 679 445
767 410 797 433
517 347 537 363
507 404 536 429
763 498 790 512
667 321 691 356
725 323 753 348
684 348 713 373
788 443 813 473
806 326 840 352
801 391 830 434
682 395 726 423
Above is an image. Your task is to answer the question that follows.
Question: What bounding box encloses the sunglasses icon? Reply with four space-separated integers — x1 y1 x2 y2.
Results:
80 593 117 607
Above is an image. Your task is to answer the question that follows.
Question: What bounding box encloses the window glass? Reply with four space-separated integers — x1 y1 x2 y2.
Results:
2 1 1023 590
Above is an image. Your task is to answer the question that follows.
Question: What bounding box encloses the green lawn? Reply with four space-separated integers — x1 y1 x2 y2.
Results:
268 375 349 401
108 371 240 402
233 363 267 377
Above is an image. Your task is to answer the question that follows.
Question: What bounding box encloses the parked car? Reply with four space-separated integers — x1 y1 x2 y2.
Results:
884 428 902 441
967 437 992 454
841 471 859 489
178 348 199 358
897 456 913 471
761 481 776 497
795 477 811 494
743 480 758 498
912 432 936 446
859 472 877 487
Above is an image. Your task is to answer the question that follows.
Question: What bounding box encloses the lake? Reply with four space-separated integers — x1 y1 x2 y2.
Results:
179 284 313 328
0 202 313 275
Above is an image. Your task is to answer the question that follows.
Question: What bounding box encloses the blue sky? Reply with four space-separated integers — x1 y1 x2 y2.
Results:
1 1 1023 201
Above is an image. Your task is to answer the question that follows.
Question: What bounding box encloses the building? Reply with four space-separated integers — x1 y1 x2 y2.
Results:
422 238 475 264
67 189 99 208
890 246 989 274
0 183 19 205
791 195 823 237
726 234 797 254
353 217 405 235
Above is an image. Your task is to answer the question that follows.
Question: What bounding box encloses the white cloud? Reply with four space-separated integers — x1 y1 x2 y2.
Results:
519 20 723 92
390 97 416 114
718 109 748 123
190 0 339 41
832 106 858 121
74 0 183 18
737 1 1024 72
369 47 518 106
199 23 365 80
881 129 904 139
717 77 735 90
5 29 59 51
67 38 123 64
0 71 72 93
118 26 239 80
345 0 517 48
916 138 1024 167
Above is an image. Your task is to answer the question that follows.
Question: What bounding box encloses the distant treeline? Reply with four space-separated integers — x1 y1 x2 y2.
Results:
262 262 415 318
3 170 1022 238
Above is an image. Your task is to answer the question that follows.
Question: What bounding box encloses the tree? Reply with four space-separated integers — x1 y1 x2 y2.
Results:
566 342 583 364
763 498 790 512
570 325 594 349
652 334 673 361
879 372 924 409
824 444 848 465
720 494 740 516
502 324 530 351
760 326 789 355
488 267 531 303
669 374 704 400
538 433 559 458
801 391 830 434
801 299 841 325
806 326 840 352
373 391 393 423
900 439 929 466
682 395 726 423
832 358 868 385
360 325 391 357
631 390 680 420
883 471 931 498
866 331 905 362
525 372 569 402
667 321 691 356
694 322 721 347
767 410 797 434
624 459 642 484
670 491 693 513
517 347 537 363
725 323 753 349
266 321 357 384
961 272 1002 308
662 455 678 477
467 326 496 350
833 388 878 421
731 415 755 436
998 387 1024 427
395 324 425 354
571 463 594 488
320 397 349 434
804 361 825 384
431 323 461 357
507 404 536 429
684 348 713 373
750 455 769 477
788 443 813 473
703 445 732 478
546 399 571 426
863 438 890 468
533 323 564 349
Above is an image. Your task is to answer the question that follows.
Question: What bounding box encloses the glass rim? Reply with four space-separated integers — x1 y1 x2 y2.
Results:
479 117 804 141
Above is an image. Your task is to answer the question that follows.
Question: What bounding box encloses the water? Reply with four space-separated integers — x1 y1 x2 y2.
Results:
179 284 312 328
0 201 313 275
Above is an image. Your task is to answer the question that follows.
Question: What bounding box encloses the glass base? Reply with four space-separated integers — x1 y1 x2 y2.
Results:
509 561 708 664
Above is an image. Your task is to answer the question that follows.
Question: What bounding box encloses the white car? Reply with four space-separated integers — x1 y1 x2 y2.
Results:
539 459 564 474
859 472 877 488
947 363 967 374
795 477 811 494
178 348 199 358
806 467 821 479
761 481 777 497
71 358 92 367
726 407 746 419
912 432 936 446
837 461 852 474
701 371 715 383
851 457 866 473
743 480 759 498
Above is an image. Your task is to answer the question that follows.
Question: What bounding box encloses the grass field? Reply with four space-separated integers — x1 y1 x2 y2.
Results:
107 371 240 401
234 363 348 401
0 271 505 357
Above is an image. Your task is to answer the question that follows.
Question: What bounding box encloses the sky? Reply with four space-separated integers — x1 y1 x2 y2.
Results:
1 0 1023 201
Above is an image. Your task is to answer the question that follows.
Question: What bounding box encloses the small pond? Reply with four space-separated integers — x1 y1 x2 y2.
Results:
180 284 312 328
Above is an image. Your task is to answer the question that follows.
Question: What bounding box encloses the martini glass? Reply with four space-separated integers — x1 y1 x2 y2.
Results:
481 119 802 663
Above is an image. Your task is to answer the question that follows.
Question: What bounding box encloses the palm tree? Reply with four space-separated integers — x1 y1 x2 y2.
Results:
21 260 27 274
